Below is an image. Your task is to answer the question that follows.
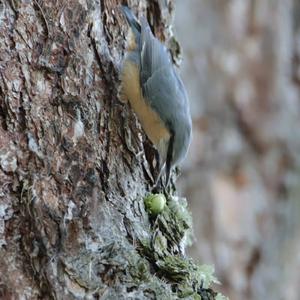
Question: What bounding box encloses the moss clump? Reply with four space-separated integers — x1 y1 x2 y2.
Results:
138 194 228 299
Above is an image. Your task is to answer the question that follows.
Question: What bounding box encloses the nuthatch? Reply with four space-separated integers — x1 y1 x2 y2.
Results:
120 6 192 187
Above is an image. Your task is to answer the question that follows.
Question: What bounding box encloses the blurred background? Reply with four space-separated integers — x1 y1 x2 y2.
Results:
174 1 300 299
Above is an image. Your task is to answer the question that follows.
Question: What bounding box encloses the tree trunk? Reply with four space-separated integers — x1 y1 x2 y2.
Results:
0 1 223 299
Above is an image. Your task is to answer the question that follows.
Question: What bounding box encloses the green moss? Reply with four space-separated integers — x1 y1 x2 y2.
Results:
137 194 227 299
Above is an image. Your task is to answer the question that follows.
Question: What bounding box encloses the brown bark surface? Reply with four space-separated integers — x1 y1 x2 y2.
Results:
1 1 215 299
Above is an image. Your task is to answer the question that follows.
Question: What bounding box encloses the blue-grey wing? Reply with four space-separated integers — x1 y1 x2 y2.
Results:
139 18 188 126
143 67 188 124
140 18 171 96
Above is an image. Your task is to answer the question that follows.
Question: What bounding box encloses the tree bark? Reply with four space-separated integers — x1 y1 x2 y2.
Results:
0 1 224 299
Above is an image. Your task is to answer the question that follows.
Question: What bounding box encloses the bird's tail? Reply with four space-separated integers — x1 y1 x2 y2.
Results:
121 6 141 36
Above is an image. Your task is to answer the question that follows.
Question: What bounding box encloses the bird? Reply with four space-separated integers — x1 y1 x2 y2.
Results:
120 5 192 188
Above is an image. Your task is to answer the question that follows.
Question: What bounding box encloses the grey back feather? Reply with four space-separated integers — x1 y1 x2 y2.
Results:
139 18 190 128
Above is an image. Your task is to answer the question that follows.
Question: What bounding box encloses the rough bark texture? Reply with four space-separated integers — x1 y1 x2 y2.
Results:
175 1 300 300
0 0 224 299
